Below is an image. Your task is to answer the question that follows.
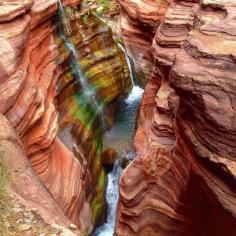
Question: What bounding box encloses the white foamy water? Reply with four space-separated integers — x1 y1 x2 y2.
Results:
93 159 122 236
125 85 144 105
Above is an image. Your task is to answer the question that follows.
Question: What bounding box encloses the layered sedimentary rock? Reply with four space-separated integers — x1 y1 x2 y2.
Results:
116 0 236 235
117 0 170 84
54 6 131 228
0 114 80 235
0 0 131 234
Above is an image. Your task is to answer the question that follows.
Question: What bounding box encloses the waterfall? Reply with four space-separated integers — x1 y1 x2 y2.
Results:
94 43 144 236
117 42 144 105
117 42 135 86
93 159 122 236
57 0 72 36
57 0 105 128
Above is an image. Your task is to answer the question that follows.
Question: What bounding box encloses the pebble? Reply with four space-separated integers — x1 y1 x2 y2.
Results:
18 224 32 231
60 229 76 236
23 219 32 224
97 5 104 14
23 212 28 217
69 224 77 230
14 203 22 208
29 208 37 212
51 224 63 233
4 222 10 228
12 207 24 213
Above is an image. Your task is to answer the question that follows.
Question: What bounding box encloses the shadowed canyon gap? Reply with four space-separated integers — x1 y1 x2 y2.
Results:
0 0 236 236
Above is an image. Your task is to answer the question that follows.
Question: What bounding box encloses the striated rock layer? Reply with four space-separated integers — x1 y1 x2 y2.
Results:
117 0 170 84
116 0 236 235
0 0 131 234
0 114 81 235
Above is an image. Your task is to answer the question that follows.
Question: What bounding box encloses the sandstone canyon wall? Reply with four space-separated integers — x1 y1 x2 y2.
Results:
117 0 170 85
0 0 131 234
116 0 236 235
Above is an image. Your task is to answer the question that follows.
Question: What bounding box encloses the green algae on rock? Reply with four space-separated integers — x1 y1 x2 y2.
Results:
54 5 132 228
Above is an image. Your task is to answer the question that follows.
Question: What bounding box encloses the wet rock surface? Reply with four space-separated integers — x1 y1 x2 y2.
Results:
101 148 118 167
0 0 131 234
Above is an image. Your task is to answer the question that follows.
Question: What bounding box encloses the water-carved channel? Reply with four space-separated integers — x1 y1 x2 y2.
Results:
57 1 144 235
93 46 144 235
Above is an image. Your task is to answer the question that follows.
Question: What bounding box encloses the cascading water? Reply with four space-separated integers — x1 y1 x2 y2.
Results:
103 43 144 156
93 44 144 235
93 159 122 236
57 0 105 128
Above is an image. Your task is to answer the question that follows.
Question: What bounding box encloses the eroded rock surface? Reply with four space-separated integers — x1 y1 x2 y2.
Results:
115 0 236 235
117 0 170 84
0 114 80 235
0 0 131 234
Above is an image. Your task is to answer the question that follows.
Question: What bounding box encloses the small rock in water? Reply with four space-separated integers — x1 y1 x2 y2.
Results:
18 224 32 231
101 147 118 167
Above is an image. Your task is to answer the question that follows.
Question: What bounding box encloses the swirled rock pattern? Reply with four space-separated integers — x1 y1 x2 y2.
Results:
115 0 236 235
0 114 81 235
0 0 131 234
117 0 170 84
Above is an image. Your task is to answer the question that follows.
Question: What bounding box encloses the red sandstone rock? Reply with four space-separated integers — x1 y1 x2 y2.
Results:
0 0 130 234
0 0 34 22
0 1 87 233
115 0 236 235
102 147 118 167
0 114 81 235
117 0 170 84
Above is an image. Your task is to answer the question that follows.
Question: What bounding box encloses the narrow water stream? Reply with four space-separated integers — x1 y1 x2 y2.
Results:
57 0 105 129
93 159 122 236
103 44 144 157
93 44 144 236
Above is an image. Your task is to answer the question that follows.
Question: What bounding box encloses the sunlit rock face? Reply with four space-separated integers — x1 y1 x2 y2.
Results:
115 0 236 235
0 0 131 234
55 6 132 229
0 114 81 235
117 0 170 85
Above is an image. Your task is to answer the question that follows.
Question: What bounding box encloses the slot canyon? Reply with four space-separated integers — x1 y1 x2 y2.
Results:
0 0 235 235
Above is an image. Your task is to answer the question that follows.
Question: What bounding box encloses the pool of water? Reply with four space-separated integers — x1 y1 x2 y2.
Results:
103 85 144 156
93 84 143 236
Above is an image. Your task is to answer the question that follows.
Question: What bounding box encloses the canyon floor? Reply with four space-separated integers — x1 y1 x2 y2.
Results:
0 195 77 236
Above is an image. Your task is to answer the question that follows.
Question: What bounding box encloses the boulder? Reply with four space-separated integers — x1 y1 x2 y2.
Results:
101 148 118 167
